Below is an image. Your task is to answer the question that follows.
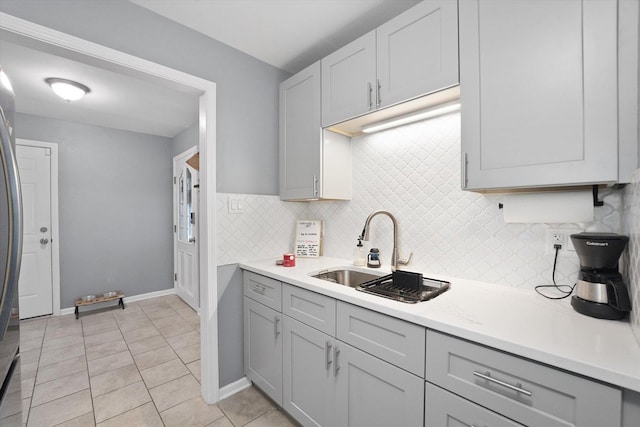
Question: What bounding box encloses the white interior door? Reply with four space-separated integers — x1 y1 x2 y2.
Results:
173 147 199 311
16 144 53 319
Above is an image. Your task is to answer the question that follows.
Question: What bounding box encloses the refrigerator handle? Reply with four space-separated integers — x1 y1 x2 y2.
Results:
0 109 23 335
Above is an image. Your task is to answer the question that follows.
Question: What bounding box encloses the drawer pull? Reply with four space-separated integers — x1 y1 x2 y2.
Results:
334 346 341 376
325 341 333 369
473 371 532 397
252 284 266 295
274 316 281 337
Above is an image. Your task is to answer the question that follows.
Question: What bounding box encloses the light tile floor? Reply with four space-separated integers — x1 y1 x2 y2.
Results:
19 294 299 427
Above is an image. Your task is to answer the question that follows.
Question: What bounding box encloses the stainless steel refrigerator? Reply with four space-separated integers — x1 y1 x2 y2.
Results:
0 66 23 426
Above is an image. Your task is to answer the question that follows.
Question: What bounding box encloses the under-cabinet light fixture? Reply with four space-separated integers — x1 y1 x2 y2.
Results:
361 101 461 134
45 77 91 102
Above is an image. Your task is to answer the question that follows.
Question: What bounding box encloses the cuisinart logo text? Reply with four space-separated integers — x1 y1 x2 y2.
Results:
586 241 609 247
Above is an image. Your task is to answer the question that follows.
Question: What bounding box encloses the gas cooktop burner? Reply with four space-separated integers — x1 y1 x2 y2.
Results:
356 270 450 303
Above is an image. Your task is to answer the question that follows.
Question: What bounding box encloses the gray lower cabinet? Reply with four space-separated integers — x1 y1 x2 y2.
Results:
426 383 523 427
282 316 334 427
283 315 424 427
426 330 622 427
243 296 283 405
282 286 425 427
333 341 424 427
336 301 425 377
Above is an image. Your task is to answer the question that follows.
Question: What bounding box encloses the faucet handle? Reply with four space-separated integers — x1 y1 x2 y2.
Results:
397 252 413 266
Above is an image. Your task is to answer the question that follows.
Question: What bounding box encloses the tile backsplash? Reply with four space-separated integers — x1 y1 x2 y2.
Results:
217 113 625 293
623 169 640 345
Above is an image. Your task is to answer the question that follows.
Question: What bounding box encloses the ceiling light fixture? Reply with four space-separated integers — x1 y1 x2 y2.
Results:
45 77 91 102
361 101 461 134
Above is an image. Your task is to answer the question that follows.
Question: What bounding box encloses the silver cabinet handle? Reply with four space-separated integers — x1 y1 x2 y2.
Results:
461 152 468 189
40 238 49 245
325 341 333 370
333 346 341 376
313 175 318 197
376 79 381 107
367 82 373 110
274 316 281 338
473 371 532 397
252 284 266 295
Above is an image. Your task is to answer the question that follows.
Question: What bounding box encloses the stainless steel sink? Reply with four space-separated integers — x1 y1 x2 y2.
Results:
311 268 382 288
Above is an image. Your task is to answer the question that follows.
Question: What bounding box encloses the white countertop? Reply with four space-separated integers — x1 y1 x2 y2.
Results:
240 256 640 393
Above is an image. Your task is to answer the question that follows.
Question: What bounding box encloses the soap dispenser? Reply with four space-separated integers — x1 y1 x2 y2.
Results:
353 238 366 266
367 248 381 268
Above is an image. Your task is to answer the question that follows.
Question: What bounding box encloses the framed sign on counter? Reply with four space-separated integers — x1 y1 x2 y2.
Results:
295 220 323 257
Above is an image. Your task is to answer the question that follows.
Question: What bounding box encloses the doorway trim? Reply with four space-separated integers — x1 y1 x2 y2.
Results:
16 138 60 317
0 13 219 403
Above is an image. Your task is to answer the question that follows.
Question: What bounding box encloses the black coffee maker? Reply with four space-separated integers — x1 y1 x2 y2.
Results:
570 232 631 320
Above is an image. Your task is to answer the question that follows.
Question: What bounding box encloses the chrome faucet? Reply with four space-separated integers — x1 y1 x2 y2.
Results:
359 210 412 271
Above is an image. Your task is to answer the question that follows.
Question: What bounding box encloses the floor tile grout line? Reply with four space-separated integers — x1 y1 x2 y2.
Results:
22 296 211 427
119 305 168 426
82 310 100 427
50 410 93 427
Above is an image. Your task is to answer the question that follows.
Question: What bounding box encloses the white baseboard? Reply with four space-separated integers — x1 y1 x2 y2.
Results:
60 288 177 316
218 377 251 401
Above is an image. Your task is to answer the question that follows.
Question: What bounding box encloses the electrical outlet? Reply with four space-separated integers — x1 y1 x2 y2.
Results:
546 228 578 254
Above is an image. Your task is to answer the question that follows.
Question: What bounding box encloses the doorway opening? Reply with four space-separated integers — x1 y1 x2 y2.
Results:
0 13 219 403
173 146 200 311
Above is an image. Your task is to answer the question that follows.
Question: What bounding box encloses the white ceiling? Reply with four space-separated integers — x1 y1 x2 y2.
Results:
0 39 200 138
0 0 421 137
131 0 421 74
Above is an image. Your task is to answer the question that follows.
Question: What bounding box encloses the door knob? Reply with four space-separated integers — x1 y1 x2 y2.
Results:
40 227 48 233
40 238 49 245
188 237 196 243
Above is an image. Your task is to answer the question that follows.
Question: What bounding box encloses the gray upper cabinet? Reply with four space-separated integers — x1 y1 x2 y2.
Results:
279 61 321 200
279 61 352 201
459 0 621 190
321 31 377 127
376 0 459 109
322 0 460 127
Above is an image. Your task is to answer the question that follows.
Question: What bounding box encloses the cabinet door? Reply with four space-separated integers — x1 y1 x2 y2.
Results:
243 297 282 405
279 61 321 200
283 316 334 427
321 31 376 127
425 383 524 427
460 0 618 190
377 0 459 108
334 342 424 427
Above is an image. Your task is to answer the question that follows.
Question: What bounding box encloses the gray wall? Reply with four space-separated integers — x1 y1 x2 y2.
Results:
16 113 174 308
217 264 244 388
173 123 199 157
0 0 290 195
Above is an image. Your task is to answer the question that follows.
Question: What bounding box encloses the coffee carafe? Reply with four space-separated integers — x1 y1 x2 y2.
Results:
570 232 631 320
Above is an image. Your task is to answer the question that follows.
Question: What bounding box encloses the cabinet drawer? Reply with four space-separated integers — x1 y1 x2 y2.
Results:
426 382 523 427
336 301 425 377
243 271 282 311
426 330 622 427
282 284 336 336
